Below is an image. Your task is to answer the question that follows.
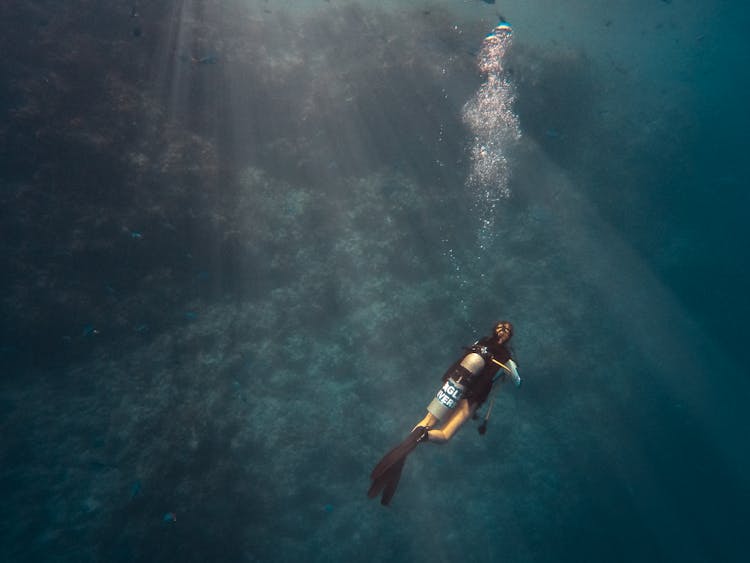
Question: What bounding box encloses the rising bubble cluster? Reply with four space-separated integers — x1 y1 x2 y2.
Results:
462 24 521 248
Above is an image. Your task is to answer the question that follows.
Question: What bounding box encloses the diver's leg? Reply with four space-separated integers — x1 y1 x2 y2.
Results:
413 412 438 432
426 399 476 443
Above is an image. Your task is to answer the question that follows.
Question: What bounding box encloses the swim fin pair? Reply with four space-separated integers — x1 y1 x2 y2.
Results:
367 426 428 506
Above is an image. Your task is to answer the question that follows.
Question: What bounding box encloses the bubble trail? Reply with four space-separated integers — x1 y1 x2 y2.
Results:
462 21 521 249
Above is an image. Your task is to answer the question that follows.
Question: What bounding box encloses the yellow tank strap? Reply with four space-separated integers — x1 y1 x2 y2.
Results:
491 358 510 372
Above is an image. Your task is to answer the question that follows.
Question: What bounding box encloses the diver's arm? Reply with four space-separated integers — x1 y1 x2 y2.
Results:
506 358 521 387
491 356 521 387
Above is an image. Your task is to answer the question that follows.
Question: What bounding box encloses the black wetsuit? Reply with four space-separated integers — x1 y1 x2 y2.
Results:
442 336 513 408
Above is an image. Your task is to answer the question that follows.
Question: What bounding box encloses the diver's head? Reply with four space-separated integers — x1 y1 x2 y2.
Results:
493 321 513 344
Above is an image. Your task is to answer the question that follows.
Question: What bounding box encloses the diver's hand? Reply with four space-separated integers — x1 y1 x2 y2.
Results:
508 359 521 387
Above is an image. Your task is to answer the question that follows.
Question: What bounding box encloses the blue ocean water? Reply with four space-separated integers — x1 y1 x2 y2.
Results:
1 1 748 562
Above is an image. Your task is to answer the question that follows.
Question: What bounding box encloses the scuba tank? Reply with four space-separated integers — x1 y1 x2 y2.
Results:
426 353 485 421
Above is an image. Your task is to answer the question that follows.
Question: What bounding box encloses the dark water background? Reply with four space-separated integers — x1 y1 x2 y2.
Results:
1 1 749 561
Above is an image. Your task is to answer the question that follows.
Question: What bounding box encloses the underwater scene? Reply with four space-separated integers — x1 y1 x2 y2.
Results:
1 0 749 561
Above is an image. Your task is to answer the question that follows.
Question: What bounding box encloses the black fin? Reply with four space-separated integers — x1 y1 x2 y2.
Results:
370 427 424 481
380 457 406 506
367 456 408 505
367 471 388 500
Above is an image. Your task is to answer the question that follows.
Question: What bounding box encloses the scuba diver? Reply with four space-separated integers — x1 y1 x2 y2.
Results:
367 321 521 506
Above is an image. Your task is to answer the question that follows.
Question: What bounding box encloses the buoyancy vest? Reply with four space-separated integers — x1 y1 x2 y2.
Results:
442 337 513 407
